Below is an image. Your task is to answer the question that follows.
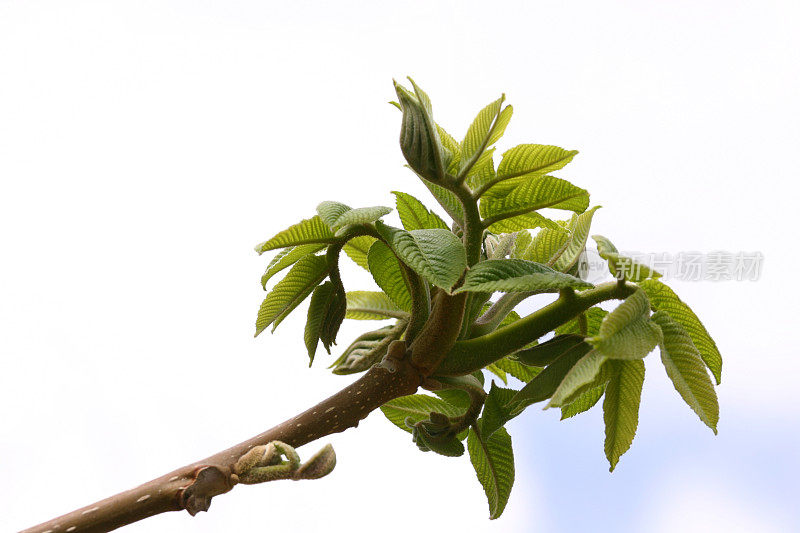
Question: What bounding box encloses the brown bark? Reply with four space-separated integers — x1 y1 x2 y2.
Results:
22 356 422 533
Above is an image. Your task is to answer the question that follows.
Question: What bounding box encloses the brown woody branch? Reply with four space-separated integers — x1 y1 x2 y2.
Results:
22 348 422 533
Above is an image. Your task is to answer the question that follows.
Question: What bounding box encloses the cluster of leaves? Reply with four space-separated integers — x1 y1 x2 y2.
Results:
253 79 722 519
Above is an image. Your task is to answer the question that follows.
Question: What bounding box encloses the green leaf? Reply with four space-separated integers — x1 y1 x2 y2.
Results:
380 394 465 434
556 307 608 336
603 359 645 472
420 175 465 225
392 191 448 230
560 384 605 420
345 291 408 320
492 356 541 382
437 124 461 174
255 216 336 254
395 79 448 182
639 279 722 384
487 106 513 148
433 388 471 411
593 235 662 282
510 341 593 407
588 289 662 360
514 334 586 367
486 212 560 234
480 383 519 437
487 144 579 196
480 176 590 227
367 241 413 312
465 148 497 191
485 363 508 384
496 309 522 328
261 244 325 288
331 321 406 375
413 428 465 457
546 350 609 408
305 282 333 361
511 230 533 259
552 206 601 272
651 311 719 433
460 96 508 176
304 281 346 364
467 427 515 520
456 259 591 294
521 226 569 265
342 235 377 270
317 201 392 231
484 232 518 260
321 286 346 352
375 222 467 291
255 255 329 336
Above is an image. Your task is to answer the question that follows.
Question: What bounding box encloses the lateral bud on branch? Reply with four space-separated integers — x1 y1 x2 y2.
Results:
233 441 337 484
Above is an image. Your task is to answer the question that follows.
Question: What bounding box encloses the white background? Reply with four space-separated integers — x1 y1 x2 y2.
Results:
1 1 798 532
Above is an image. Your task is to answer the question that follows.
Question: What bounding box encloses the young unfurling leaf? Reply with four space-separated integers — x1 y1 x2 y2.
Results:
244 80 726 527
593 235 662 282
380 394 465 434
394 79 449 182
304 281 346 364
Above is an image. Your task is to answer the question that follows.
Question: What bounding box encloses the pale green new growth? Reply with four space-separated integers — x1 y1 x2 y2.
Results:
317 201 392 231
342 235 376 270
255 255 329 336
344 291 408 320
250 78 723 521
639 279 723 384
551 206 601 272
560 384 605 420
459 95 510 180
603 360 645 471
234 441 336 484
456 259 591 294
375 222 467 291
488 144 580 196
593 234 662 282
546 349 608 408
522 225 569 265
262 243 326 288
255 215 336 253
480 175 590 228
393 191 449 231
588 290 663 360
652 311 719 433
367 241 413 311
380 395 465 433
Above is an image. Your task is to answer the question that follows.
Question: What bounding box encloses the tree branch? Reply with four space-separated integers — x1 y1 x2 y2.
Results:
434 282 638 376
22 352 422 533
